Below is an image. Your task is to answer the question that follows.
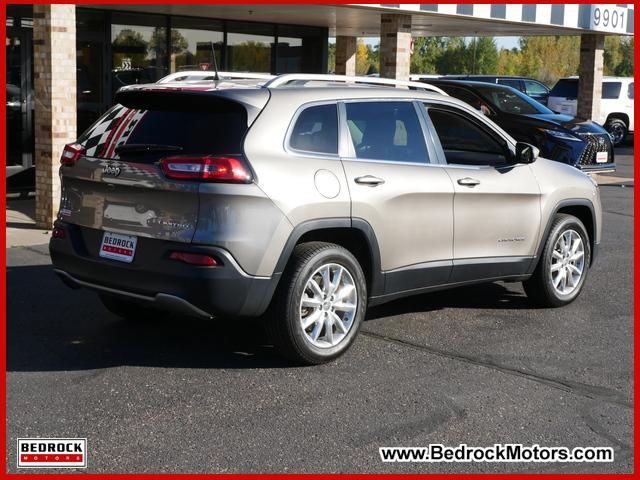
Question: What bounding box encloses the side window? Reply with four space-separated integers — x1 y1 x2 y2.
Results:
427 108 508 167
497 79 522 90
524 80 548 96
345 102 429 164
628 83 634 100
289 104 338 155
602 82 622 100
440 86 485 110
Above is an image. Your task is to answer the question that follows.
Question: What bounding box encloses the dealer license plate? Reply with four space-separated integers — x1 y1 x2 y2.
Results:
99 231 137 263
596 152 609 163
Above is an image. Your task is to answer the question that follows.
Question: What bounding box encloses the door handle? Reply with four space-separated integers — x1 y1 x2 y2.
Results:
457 177 480 187
355 175 385 186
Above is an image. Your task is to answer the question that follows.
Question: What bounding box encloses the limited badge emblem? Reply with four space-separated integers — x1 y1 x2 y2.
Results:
102 164 121 177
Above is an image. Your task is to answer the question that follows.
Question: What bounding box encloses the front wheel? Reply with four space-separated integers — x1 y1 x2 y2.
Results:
605 118 628 146
267 242 367 365
523 214 591 307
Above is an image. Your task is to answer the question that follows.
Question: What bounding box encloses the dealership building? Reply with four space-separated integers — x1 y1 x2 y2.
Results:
5 4 634 227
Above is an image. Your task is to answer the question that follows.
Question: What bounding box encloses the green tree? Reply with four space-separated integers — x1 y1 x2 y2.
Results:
410 37 445 74
327 42 336 73
614 37 634 76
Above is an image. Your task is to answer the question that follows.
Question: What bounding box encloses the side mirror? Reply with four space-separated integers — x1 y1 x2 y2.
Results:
514 142 539 164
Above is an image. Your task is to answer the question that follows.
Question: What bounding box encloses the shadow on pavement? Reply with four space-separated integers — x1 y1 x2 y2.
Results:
8 263 534 373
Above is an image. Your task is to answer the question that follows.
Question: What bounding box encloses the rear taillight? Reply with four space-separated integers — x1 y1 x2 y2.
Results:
169 252 218 267
160 155 252 183
51 226 66 239
60 143 85 166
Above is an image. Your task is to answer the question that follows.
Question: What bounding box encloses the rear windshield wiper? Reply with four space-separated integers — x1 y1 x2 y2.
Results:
115 144 183 155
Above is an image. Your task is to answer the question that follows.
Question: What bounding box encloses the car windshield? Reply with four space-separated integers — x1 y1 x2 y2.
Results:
474 84 553 115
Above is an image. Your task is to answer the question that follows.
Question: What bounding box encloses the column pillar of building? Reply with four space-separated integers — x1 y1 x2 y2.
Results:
576 33 605 121
33 4 77 228
334 36 356 76
379 13 412 81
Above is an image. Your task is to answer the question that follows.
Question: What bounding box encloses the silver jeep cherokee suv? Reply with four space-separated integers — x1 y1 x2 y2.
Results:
50 74 602 364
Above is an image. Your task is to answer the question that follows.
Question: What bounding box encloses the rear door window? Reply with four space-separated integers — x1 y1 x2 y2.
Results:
550 79 578 99
497 79 522 90
602 82 622 99
289 103 338 155
524 80 548 96
345 102 429 164
629 83 634 100
78 98 248 162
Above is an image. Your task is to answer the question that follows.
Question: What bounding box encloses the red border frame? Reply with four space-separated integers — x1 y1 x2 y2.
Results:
1 1 637 478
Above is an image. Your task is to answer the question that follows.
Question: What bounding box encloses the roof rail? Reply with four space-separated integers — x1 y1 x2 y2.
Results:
263 73 447 95
158 71 275 84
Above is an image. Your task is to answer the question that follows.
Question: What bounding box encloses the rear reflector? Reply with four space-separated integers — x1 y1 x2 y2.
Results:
169 251 218 267
160 155 252 183
60 143 85 166
51 226 66 239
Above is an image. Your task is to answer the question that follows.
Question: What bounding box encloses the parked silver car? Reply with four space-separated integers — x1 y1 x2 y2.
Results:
50 74 602 364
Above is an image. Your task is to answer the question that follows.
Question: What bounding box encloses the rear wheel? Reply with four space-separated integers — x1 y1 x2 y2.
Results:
523 214 591 307
267 242 367 365
99 294 165 321
605 118 628 146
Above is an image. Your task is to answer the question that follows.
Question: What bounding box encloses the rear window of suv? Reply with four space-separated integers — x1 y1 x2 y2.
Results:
550 79 578 98
602 81 622 99
78 96 248 161
289 104 338 155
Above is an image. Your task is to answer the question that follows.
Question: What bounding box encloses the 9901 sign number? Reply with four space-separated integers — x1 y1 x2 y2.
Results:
592 5 627 32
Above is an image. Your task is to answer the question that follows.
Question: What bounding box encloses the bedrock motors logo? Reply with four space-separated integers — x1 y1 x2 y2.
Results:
17 439 87 468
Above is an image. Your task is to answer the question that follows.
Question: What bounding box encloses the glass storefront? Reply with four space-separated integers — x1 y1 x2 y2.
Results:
6 5 34 181
5 5 328 185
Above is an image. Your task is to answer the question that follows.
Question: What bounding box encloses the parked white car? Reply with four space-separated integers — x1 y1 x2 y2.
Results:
548 76 634 146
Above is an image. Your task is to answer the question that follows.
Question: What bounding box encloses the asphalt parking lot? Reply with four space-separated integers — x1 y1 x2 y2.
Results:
6 147 634 474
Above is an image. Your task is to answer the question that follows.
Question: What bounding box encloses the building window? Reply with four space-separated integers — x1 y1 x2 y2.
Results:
170 17 224 73
226 22 274 73
111 13 168 94
276 25 326 74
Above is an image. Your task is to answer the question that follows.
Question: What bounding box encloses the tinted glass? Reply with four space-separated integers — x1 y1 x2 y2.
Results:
497 79 521 90
170 18 224 73
276 25 326 74
289 104 338 154
602 82 622 99
439 86 485 110
227 23 274 73
345 102 429 164
550 79 578 98
428 108 507 166
524 80 549 96
78 100 247 162
629 83 634 100
475 84 553 115
111 15 169 93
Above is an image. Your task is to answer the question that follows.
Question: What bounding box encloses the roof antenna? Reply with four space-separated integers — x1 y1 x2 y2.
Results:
210 42 220 81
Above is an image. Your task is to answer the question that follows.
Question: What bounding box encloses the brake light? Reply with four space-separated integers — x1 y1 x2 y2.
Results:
51 226 66 239
60 143 85 166
160 155 252 183
169 252 219 267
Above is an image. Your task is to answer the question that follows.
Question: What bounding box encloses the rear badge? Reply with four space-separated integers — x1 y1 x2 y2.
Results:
102 164 121 177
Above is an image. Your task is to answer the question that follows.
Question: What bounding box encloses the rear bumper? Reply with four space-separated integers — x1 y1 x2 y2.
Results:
578 163 616 174
49 222 279 318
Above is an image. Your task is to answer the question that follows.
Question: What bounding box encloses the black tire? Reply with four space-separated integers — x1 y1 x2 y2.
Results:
523 214 591 307
267 242 367 365
99 294 166 321
605 118 628 146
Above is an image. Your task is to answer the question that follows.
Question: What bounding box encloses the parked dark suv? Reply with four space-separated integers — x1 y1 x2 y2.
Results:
438 75 550 105
427 79 615 174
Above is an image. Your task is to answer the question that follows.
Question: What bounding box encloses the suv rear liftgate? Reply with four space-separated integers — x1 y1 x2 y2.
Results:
51 88 286 318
